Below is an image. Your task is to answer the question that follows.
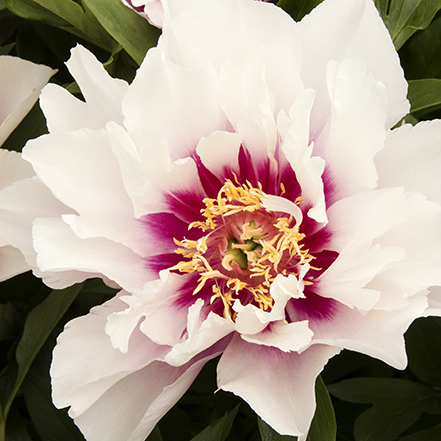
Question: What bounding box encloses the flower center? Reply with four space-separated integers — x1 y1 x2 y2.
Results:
169 180 314 320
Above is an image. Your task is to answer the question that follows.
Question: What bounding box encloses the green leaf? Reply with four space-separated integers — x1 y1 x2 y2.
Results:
276 0 323 21
258 419 296 440
190 405 239 441
0 303 20 341
82 0 160 66
306 376 336 441
406 317 441 387
400 424 441 441
408 78 441 116
328 378 441 441
258 377 336 441
400 15 441 79
2 284 83 418
0 43 14 55
104 47 138 83
4 0 114 51
32 0 115 51
1 102 48 153
3 403 35 441
22 335 85 441
146 426 163 441
374 0 441 50
5 0 75 29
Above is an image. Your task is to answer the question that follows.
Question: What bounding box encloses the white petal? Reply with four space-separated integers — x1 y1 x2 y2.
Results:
106 272 195 351
279 89 327 223
196 131 242 180
298 0 408 134
52 294 224 441
73 351 220 441
262 194 303 226
160 0 300 75
423 286 441 317
123 47 226 161
0 245 29 281
164 309 234 367
376 120 441 206
218 335 339 437
219 51 278 163
0 56 55 146
0 149 34 189
326 188 411 252
371 192 441 304
107 121 206 219
317 241 405 311
0 176 72 265
51 294 168 414
315 57 388 200
40 46 128 133
233 275 299 335
309 292 428 369
241 320 313 353
23 128 150 257
33 217 154 291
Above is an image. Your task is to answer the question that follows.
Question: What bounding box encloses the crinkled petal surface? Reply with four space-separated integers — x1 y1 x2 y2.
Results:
52 294 228 441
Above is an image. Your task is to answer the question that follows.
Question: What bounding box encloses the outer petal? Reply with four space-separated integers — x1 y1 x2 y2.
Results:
23 128 149 257
0 149 34 188
122 47 227 161
160 0 301 73
0 176 90 286
217 335 339 438
51 295 168 412
0 245 29 281
376 120 441 206
40 46 128 133
298 0 408 135
326 188 411 252
371 192 441 306
317 241 404 311
424 286 441 317
315 57 388 200
32 217 154 291
106 272 198 351
0 149 36 280
0 177 71 260
0 56 55 146
52 294 225 441
306 292 428 369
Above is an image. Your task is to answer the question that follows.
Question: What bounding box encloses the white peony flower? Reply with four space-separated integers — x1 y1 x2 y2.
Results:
0 56 55 281
0 0 440 439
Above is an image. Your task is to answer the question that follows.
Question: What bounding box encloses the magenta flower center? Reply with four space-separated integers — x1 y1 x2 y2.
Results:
169 180 315 319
